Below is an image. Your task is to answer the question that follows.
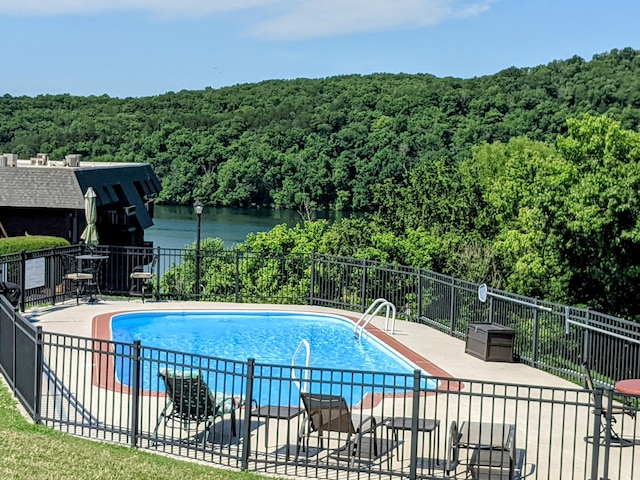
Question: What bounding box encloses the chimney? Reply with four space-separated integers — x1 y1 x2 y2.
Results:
64 154 82 167
1 153 18 167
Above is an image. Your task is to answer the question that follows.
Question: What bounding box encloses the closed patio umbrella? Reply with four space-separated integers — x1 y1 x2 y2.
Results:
80 187 99 248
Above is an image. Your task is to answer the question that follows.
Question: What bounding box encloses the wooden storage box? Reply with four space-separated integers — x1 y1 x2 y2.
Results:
465 323 515 362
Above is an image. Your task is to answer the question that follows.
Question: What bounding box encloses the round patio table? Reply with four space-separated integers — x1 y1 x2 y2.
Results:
614 379 640 395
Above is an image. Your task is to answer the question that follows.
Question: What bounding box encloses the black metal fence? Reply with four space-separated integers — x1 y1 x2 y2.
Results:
1 245 640 478
4 320 635 480
0 295 42 421
2 245 640 388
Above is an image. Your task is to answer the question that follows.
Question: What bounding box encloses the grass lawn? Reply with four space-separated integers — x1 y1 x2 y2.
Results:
0 379 269 480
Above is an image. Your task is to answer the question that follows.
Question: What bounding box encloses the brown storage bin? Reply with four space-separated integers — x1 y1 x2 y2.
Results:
465 323 515 362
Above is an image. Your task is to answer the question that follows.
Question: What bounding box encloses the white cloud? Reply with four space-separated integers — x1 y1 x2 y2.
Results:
0 0 496 38
250 0 494 40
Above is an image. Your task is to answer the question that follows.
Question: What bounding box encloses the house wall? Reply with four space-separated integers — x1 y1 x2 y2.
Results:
0 208 78 242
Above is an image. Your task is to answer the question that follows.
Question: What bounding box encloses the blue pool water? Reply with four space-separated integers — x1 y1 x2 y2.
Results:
111 311 431 405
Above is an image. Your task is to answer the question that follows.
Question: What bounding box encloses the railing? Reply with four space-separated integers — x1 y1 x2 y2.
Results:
1 253 640 477
2 245 639 389
1 315 637 479
354 298 396 338
0 295 42 421
291 339 311 394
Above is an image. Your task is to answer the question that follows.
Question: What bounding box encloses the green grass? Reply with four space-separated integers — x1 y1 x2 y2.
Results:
0 380 267 480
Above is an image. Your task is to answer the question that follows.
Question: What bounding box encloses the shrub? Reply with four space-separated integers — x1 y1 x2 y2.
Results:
0 236 70 255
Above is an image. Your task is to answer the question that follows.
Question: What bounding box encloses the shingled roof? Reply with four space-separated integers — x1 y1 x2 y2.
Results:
0 162 162 228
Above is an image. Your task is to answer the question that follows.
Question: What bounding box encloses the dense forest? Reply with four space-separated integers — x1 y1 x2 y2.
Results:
3 48 640 319
2 48 640 210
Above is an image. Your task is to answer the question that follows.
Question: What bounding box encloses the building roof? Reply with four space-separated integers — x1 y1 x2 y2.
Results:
0 161 162 229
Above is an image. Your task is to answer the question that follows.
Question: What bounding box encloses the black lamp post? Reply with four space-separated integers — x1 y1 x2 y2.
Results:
194 202 203 300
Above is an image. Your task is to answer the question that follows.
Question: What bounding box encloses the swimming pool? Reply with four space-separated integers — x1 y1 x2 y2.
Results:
110 310 434 405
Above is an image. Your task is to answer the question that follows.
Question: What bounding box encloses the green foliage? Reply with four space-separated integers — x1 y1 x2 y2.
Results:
0 236 70 255
2 49 640 211
557 115 640 316
6 48 640 318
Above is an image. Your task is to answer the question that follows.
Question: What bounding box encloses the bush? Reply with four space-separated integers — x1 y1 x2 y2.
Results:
0 236 70 255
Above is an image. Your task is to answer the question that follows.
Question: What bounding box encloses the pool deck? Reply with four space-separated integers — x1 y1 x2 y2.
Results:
26 298 578 389
23 299 638 479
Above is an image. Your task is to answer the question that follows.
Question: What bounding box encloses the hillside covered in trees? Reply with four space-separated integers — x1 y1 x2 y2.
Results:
2 48 640 211
3 48 640 319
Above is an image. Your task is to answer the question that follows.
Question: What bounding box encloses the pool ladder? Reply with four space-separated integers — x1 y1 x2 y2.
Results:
291 339 311 393
354 298 396 339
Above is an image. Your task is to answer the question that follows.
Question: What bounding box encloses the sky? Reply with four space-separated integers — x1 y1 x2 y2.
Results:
2 0 640 99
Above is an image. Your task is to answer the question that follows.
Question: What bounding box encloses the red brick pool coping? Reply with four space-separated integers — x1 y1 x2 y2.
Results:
91 309 463 407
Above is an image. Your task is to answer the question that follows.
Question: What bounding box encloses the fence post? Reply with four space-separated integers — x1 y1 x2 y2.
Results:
241 358 256 471
34 326 43 423
48 250 56 306
600 388 614 480
11 305 17 391
20 250 26 312
416 268 422 322
235 252 241 303
589 386 603 480
582 308 591 364
130 340 141 448
361 259 368 312
309 253 315 306
154 246 160 301
532 305 540 366
449 277 456 335
408 369 421 480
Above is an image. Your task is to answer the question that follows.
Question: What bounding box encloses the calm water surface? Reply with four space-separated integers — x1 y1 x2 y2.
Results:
112 311 424 405
145 205 358 250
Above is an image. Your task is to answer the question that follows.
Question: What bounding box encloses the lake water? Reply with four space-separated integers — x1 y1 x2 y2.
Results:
145 205 357 250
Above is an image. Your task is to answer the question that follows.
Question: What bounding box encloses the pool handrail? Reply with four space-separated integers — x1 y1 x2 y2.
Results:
291 339 311 393
354 298 396 338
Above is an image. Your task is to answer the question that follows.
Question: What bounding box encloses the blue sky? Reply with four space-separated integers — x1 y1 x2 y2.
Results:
2 0 640 98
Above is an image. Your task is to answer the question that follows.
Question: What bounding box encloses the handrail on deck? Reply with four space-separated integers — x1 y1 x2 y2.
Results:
354 298 396 338
291 339 311 394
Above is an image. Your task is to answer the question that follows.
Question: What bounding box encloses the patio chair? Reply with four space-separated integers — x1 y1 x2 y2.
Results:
297 392 392 467
445 420 461 476
128 254 157 302
152 368 240 447
467 439 516 479
582 362 636 444
61 254 93 305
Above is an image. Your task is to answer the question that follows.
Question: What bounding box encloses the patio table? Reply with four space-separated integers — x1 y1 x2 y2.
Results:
383 417 440 473
251 405 302 454
75 254 108 302
615 379 640 396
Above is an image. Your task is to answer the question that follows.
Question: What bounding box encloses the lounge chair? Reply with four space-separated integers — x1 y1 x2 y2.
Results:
152 368 240 447
582 362 636 444
297 392 393 467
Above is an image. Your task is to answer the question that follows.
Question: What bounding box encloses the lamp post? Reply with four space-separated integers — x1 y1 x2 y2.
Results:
194 202 203 301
